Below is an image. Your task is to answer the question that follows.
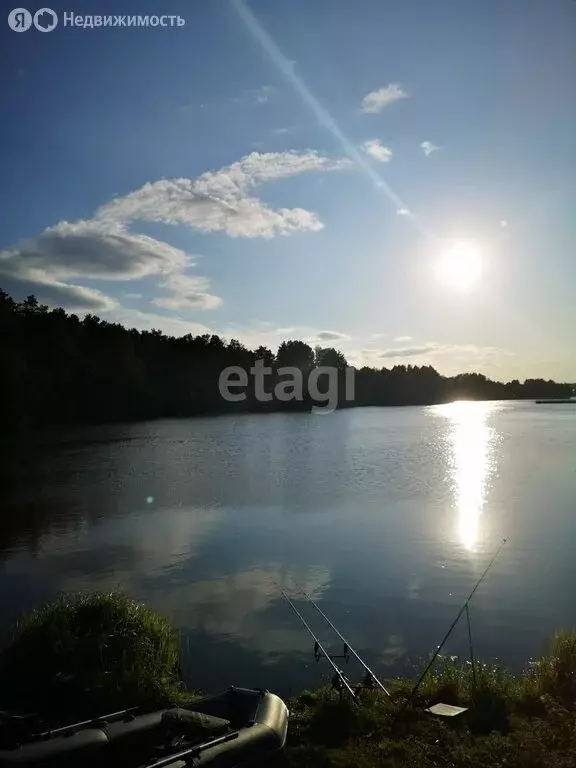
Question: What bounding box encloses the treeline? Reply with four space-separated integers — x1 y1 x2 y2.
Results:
0 290 572 429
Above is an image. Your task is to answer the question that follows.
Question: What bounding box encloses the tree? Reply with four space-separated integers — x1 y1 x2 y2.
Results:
254 345 274 367
0 287 571 431
276 341 314 371
314 346 348 369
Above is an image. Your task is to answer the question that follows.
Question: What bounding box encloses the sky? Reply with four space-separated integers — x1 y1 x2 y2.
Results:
1 0 575 381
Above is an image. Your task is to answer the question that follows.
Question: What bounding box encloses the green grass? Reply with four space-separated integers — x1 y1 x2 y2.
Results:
0 591 191 719
282 631 576 767
0 593 574 767
522 631 576 706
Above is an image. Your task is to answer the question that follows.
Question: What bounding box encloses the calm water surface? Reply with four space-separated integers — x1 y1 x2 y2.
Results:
1 402 575 695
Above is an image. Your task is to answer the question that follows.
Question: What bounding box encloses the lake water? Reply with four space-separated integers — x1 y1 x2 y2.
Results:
1 402 575 697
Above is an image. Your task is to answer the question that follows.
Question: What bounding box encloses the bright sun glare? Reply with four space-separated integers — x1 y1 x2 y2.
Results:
435 240 483 291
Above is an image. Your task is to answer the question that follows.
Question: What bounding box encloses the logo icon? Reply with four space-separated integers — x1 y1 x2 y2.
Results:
33 7 57 31
8 7 32 31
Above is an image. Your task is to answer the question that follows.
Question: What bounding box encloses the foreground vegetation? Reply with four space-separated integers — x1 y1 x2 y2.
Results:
0 592 190 719
0 592 574 767
286 636 576 767
1 289 572 430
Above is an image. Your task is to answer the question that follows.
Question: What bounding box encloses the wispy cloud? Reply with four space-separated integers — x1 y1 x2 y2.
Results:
314 330 350 342
361 139 393 163
249 84 276 103
234 84 276 105
380 344 436 359
396 208 410 216
349 342 514 374
500 219 508 228
1 149 350 316
420 141 439 157
378 342 510 361
394 336 412 342
152 273 222 311
0 272 117 312
98 150 350 239
361 83 409 114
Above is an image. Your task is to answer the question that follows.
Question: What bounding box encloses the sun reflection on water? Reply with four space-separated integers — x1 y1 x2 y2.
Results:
434 401 498 551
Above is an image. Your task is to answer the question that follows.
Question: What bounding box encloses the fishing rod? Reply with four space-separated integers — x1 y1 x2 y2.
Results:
291 580 394 703
401 537 508 711
277 586 356 699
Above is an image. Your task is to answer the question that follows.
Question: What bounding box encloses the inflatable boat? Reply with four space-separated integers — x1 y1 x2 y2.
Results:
0 687 289 767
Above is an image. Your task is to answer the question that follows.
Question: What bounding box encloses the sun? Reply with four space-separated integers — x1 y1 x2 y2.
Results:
435 240 483 290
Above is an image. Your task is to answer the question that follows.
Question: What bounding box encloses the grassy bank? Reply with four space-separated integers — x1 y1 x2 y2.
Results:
0 592 191 719
286 634 576 767
0 592 574 766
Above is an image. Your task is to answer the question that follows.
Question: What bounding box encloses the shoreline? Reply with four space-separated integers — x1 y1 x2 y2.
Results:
0 593 574 767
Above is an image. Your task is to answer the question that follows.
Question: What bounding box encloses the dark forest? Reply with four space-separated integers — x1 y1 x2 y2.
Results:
1 289 572 430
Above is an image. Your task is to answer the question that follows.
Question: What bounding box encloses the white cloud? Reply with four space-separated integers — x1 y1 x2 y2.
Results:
500 219 508 228
0 218 218 313
396 208 410 216
0 273 117 312
98 150 349 239
420 141 439 157
1 149 350 319
0 219 188 281
152 273 222 311
0 218 220 314
361 139 393 163
99 181 321 239
220 150 351 185
394 335 412 342
361 83 409 114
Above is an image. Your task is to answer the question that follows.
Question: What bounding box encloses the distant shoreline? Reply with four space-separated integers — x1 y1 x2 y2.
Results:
1 290 573 432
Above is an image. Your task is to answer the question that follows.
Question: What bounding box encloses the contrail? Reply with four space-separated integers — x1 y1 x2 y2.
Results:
232 1 543 375
231 0 432 238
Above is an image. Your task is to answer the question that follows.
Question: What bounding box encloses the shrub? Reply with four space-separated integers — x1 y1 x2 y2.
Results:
0 591 183 717
522 631 576 706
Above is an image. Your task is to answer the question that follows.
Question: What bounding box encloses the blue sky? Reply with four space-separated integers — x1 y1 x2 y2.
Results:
1 0 574 380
